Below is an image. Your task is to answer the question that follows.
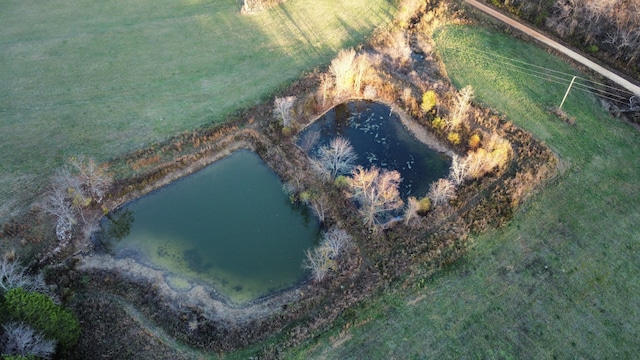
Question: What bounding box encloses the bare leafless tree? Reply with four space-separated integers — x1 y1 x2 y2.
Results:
309 195 328 223
347 166 404 228
353 54 372 95
1 322 57 360
41 156 113 242
69 156 112 204
449 154 469 186
0 258 47 295
316 137 358 178
299 130 320 153
303 247 334 282
330 49 357 98
41 182 77 242
321 227 352 259
428 178 455 207
302 226 352 282
403 196 421 226
448 85 474 130
309 158 332 182
273 96 296 128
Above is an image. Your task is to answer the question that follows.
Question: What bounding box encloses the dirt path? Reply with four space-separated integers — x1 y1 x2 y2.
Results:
464 0 640 98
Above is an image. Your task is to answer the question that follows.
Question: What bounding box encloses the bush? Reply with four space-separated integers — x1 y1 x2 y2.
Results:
431 117 446 131
1 288 80 352
334 175 350 189
417 197 431 215
468 133 481 150
447 132 461 145
421 90 437 113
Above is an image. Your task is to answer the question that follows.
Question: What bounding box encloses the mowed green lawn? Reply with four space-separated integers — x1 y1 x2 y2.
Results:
281 25 640 358
0 0 395 220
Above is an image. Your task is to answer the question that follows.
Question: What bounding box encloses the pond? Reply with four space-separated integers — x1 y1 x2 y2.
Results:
96 150 320 304
299 100 451 199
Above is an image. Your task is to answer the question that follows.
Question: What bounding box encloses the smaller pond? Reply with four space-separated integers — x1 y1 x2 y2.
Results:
299 101 451 199
96 150 320 304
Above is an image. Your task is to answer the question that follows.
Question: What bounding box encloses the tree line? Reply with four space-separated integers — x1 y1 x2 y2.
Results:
486 0 640 71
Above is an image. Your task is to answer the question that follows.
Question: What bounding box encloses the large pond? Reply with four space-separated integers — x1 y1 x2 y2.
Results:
96 150 320 304
299 101 451 199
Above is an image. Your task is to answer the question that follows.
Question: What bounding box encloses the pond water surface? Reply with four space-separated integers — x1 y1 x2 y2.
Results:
299 101 451 199
97 150 320 303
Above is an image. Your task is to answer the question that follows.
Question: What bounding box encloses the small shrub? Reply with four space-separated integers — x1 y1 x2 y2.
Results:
334 175 350 189
281 126 293 137
431 117 446 131
421 90 437 113
447 131 461 145
298 191 312 204
417 197 431 215
468 133 481 150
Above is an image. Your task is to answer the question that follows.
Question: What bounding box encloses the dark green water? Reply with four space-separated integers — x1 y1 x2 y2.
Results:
98 150 320 303
299 101 451 200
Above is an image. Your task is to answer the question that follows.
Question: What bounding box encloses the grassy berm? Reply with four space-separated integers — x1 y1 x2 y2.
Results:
0 0 395 220
278 25 640 359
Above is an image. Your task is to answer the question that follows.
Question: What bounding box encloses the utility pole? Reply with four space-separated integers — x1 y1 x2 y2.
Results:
559 76 577 109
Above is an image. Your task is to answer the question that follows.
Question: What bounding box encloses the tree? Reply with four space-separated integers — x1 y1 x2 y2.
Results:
0 258 47 296
449 154 469 186
428 178 455 207
299 130 320 153
404 196 420 225
41 182 76 243
320 227 352 259
309 195 328 223
466 134 512 179
448 85 474 130
1 322 56 360
303 247 334 282
273 96 296 127
41 157 112 242
347 166 404 228
330 49 357 97
302 227 352 282
353 54 371 95
68 156 111 204
316 137 358 178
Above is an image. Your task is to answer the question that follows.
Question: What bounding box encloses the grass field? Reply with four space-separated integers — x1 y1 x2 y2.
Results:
279 25 640 359
0 0 395 221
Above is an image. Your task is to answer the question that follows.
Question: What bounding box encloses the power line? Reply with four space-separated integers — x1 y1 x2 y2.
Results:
462 46 637 96
439 45 637 106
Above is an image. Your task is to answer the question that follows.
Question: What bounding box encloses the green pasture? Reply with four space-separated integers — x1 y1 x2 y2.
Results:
0 0 395 220
281 25 640 358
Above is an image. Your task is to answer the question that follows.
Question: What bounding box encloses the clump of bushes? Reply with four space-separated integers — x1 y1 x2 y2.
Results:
0 258 80 359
